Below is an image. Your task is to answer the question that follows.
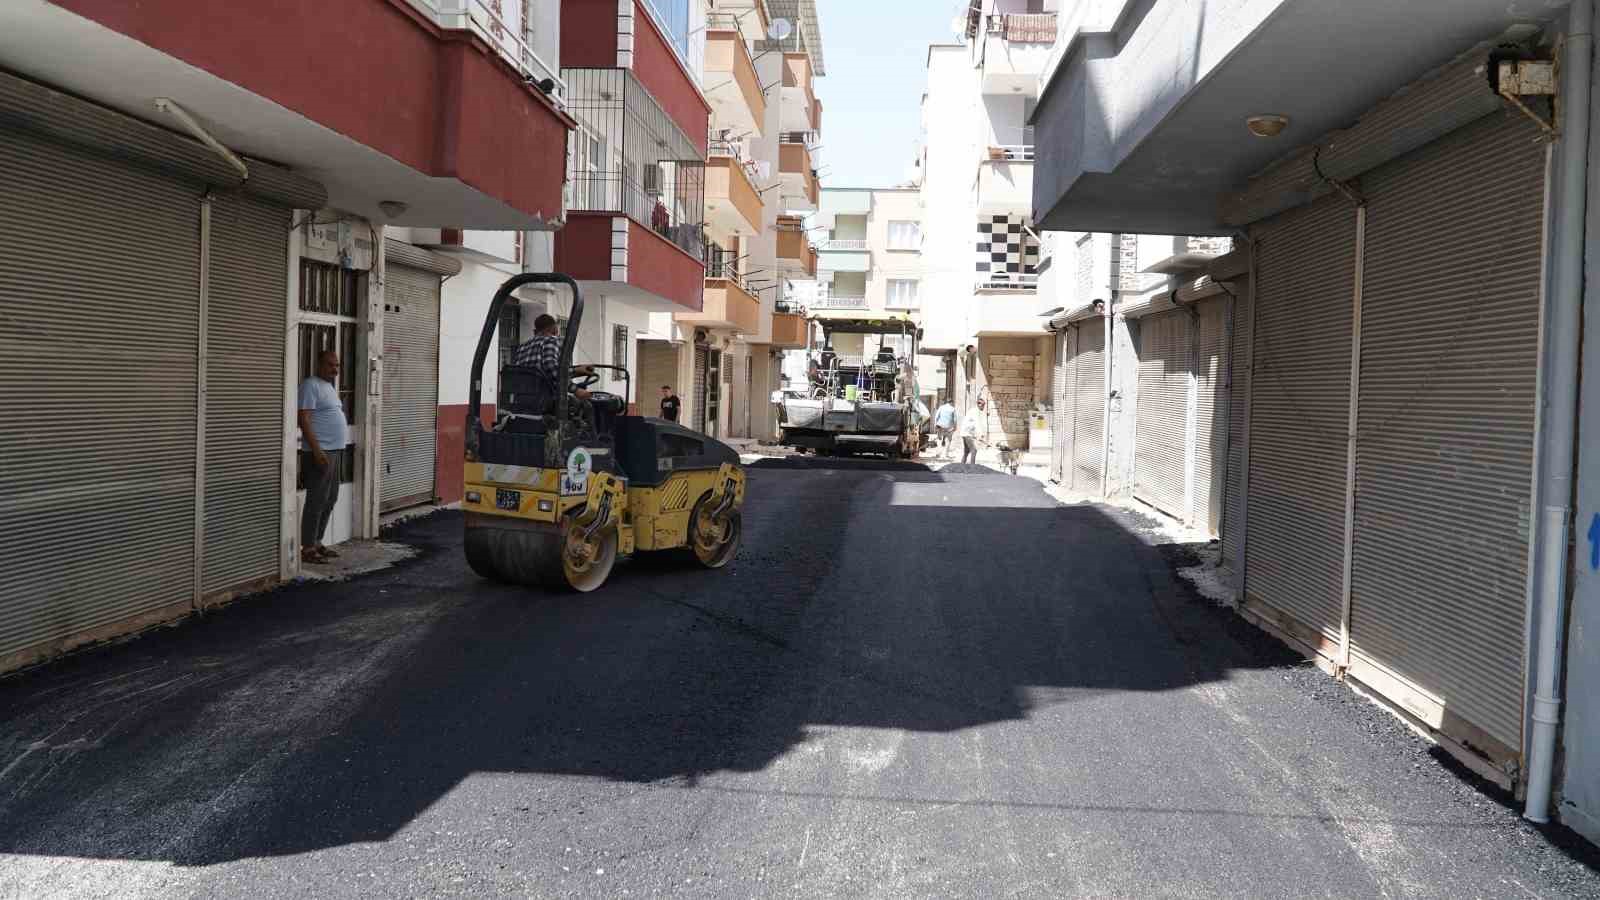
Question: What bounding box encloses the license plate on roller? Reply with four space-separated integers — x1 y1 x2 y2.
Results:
495 489 521 511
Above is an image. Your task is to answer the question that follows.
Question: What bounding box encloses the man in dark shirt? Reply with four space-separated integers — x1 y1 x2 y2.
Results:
510 314 594 416
659 385 682 422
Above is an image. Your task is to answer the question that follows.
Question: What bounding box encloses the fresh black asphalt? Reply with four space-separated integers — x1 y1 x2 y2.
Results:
1 458 1596 897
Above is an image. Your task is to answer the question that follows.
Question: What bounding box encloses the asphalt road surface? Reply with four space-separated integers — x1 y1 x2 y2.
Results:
1 459 1596 898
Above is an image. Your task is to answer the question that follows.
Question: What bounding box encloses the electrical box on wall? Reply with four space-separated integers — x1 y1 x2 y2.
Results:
1498 60 1556 95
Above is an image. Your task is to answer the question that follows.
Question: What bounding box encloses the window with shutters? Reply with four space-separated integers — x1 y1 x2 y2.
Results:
886 279 919 309
887 220 920 250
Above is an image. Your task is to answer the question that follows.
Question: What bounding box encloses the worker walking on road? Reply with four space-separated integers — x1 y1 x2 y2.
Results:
959 398 984 465
933 398 958 458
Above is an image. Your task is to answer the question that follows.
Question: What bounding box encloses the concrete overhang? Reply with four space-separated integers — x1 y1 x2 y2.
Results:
1031 0 1563 236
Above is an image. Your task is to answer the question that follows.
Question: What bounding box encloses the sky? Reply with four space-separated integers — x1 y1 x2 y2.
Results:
810 0 963 189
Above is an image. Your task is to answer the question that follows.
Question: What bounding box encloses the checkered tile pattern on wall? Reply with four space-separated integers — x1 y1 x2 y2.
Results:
975 214 1041 286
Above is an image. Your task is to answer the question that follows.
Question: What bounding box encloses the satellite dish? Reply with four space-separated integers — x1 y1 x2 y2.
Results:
767 18 794 41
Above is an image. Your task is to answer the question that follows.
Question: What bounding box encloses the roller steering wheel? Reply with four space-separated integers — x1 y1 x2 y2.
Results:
570 370 600 391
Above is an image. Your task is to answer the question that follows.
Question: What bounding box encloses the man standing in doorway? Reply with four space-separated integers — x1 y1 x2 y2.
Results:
959 398 985 465
298 350 347 565
659 385 682 422
933 397 958 458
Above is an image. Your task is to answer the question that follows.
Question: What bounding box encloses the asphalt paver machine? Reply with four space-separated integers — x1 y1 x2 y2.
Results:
778 314 926 458
461 273 745 592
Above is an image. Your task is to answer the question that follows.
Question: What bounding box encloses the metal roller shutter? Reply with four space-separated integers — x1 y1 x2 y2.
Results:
1221 284 1252 571
204 194 288 594
1133 310 1190 519
1192 297 1229 535
1051 329 1071 483
0 131 199 661
1245 195 1356 653
1349 112 1543 751
1071 321 1105 493
381 262 441 511
693 346 709 433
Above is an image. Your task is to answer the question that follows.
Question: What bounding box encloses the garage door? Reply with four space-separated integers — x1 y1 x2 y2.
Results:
1348 111 1543 753
1245 195 1357 654
1071 320 1105 494
0 131 200 662
1133 309 1190 519
381 263 441 511
204 193 289 594
1221 285 1253 572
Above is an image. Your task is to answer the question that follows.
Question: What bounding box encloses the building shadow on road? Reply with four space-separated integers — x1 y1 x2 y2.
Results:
0 460 1332 867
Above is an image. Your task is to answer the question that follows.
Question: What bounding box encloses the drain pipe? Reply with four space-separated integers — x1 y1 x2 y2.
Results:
1526 0 1592 825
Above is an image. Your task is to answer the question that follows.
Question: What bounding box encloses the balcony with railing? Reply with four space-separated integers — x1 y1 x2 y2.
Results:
780 52 818 133
779 136 819 210
564 68 706 260
979 9 1058 94
776 218 818 277
976 272 1039 293
680 245 761 333
403 0 565 102
813 294 868 310
706 147 763 237
771 305 809 348
704 18 766 137
979 128 1034 214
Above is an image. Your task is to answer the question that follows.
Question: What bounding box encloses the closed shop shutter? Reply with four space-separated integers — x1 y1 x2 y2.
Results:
1192 297 1229 535
1348 112 1543 751
693 345 709 432
638 341 679 420
0 131 200 661
204 194 288 594
1133 309 1191 519
1051 329 1072 483
1071 320 1105 492
381 262 441 511
1246 195 1356 653
1221 285 1253 571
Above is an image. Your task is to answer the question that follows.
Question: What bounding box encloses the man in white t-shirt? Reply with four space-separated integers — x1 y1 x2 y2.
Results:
298 350 348 564
959 398 985 465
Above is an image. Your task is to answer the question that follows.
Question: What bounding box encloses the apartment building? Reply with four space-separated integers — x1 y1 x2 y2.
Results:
555 0 711 424
630 0 822 439
1030 0 1600 841
920 0 1059 451
0 0 573 672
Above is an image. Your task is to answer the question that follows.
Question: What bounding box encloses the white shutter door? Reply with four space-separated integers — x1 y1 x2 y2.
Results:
381 263 441 511
1192 298 1229 536
204 194 289 594
1246 195 1357 654
0 131 199 661
1071 321 1105 493
1133 310 1190 519
1349 112 1543 752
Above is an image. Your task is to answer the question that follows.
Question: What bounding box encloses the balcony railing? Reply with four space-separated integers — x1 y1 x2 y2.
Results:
987 12 1058 44
976 273 1040 292
815 295 868 309
403 0 566 103
820 239 869 251
780 130 818 145
565 68 706 260
775 299 805 314
986 145 1036 162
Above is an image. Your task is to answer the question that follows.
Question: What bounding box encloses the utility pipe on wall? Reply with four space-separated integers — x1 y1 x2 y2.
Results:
1526 0 1592 825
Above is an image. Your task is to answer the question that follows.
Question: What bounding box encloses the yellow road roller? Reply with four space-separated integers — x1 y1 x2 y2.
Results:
460 273 745 592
